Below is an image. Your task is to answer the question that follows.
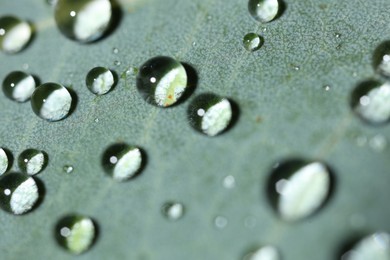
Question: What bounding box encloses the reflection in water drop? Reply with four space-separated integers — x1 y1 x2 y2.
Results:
0 16 32 54
0 148 10 176
373 41 390 78
243 246 280 260
162 202 185 221
18 149 47 176
243 33 263 52
248 0 280 23
2 71 36 102
86 67 114 95
342 232 390 260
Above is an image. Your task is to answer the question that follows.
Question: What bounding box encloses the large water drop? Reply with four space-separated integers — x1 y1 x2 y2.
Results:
2 71 36 102
0 16 32 54
248 0 280 23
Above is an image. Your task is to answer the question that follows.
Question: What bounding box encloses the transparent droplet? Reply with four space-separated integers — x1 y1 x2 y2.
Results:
86 67 114 95
2 71 36 102
63 165 74 174
0 148 10 176
342 232 390 260
373 41 390 78
335 33 341 38
214 216 228 229
369 135 387 152
248 0 280 23
55 214 97 254
94 118 99 123
323 85 331 91
0 16 32 54
188 93 233 136
223 175 236 189
243 245 281 260
102 143 143 182
268 160 331 221
54 0 112 43
0 173 40 215
18 149 47 176
31 83 73 121
351 81 390 125
114 60 121 66
162 202 185 221
243 33 263 52
137 56 188 107
112 47 118 54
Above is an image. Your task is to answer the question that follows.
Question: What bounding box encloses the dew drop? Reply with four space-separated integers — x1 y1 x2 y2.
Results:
54 0 112 43
86 67 114 95
112 47 118 54
369 135 387 152
102 143 143 182
137 56 188 107
0 16 32 54
243 33 263 52
114 60 121 66
248 0 280 23
2 71 36 102
0 148 10 176
18 149 47 176
373 41 390 78
214 216 228 229
94 118 99 123
31 83 73 121
351 80 390 125
188 93 233 136
323 85 331 91
0 173 40 215
243 245 281 260
63 165 74 174
223 175 236 189
55 214 97 254
162 202 185 221
268 160 331 221
342 232 390 260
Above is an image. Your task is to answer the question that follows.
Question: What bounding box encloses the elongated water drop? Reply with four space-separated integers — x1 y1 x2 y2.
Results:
248 0 280 23
373 41 390 78
162 202 185 221
86 67 114 95
188 93 233 136
137 56 188 107
102 143 143 182
31 83 73 121
268 160 331 221
0 16 32 54
2 71 36 102
243 33 263 52
342 232 390 260
351 80 390 125
0 148 10 176
0 173 40 215
55 214 97 254
18 149 47 176
243 245 281 260
54 0 112 43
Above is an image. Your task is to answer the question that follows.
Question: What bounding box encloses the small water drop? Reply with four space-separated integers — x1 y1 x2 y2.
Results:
293 65 300 71
243 33 263 52
18 149 47 176
2 71 36 102
94 118 99 123
268 160 331 221
323 85 331 91
86 67 114 95
335 33 341 38
192 41 197 47
114 60 121 66
0 173 40 215
369 135 387 152
54 0 112 43
0 148 10 176
162 202 185 221
112 47 118 54
31 83 73 121
248 0 280 23
188 93 234 136
214 216 228 229
102 143 144 182
63 165 74 174
0 16 32 54
137 56 188 107
342 232 390 260
243 245 281 260
22 63 29 70
55 214 97 254
223 175 236 189
373 41 390 78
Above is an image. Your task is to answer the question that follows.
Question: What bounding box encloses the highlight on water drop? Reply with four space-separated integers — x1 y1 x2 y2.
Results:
2 71 36 102
86 67 115 95
18 149 47 176
248 0 280 23
0 15 32 54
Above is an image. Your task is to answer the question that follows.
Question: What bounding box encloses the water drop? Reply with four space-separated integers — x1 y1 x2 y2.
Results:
323 85 331 91
0 16 32 54
248 0 280 23
243 33 263 52
54 0 112 43
86 67 114 95
0 173 40 215
373 41 390 78
223 175 236 189
161 202 185 221
112 47 118 54
188 93 233 136
102 143 144 182
214 216 228 229
137 56 188 107
18 149 47 176
31 83 73 121
63 165 74 174
351 80 390 125
243 246 281 260
342 232 390 260
114 60 121 66
369 135 387 152
335 33 341 38
22 63 29 70
2 71 36 102
267 160 332 221
0 148 10 176
55 214 97 254
94 118 99 123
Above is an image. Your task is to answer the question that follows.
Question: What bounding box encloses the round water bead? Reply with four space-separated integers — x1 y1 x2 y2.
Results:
54 0 112 43
0 173 39 215
187 93 233 136
0 148 10 176
342 232 390 260
0 16 32 54
18 149 47 176
267 160 331 221
373 41 390 78
55 214 97 254
137 56 188 107
243 245 281 260
2 71 36 102
86 67 114 95
248 0 280 23
31 83 73 121
243 33 263 52
162 202 185 221
102 143 143 182
351 80 390 125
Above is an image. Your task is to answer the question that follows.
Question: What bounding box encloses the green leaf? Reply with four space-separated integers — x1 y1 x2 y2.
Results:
0 0 389 259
